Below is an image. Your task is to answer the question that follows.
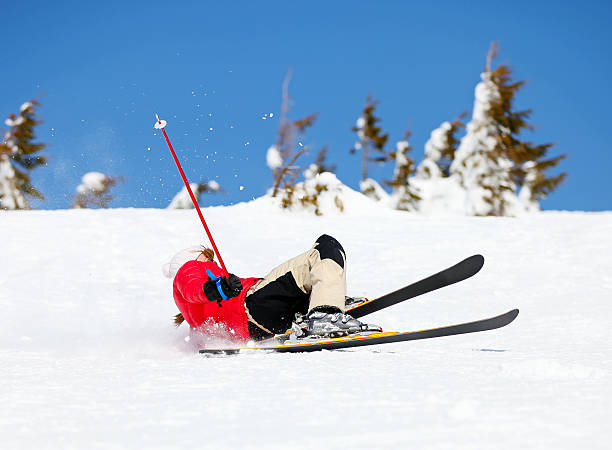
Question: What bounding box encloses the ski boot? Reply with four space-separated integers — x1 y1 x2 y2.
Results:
290 306 382 341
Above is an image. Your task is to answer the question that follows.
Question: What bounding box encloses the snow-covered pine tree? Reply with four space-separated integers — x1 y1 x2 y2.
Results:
450 44 517 215
516 154 566 211
0 150 25 210
386 130 420 211
0 100 47 210
72 172 122 208
451 43 566 215
351 96 390 200
167 180 221 209
417 113 466 179
483 49 567 211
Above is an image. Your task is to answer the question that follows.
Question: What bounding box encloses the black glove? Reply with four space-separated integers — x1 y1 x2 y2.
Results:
204 274 243 302
223 274 243 298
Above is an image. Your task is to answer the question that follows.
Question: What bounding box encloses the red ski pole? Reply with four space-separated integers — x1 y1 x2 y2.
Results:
155 114 229 276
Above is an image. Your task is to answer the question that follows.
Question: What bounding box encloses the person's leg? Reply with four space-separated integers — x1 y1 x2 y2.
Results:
244 234 347 335
306 234 347 312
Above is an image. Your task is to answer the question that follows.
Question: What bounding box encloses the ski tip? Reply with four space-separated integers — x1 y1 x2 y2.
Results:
503 308 520 325
470 254 485 266
468 254 485 273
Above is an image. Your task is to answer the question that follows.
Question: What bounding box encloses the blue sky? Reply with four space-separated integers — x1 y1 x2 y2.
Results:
2 0 611 211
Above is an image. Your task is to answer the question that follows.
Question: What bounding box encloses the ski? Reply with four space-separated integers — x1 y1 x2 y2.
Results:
346 254 485 318
244 254 486 347
199 309 519 354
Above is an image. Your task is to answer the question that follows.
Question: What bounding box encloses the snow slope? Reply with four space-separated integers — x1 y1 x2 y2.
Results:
1 198 611 449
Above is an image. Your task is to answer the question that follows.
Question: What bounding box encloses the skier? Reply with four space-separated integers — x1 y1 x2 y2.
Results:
169 234 380 342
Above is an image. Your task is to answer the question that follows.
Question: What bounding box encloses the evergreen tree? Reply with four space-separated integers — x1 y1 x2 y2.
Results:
417 113 466 179
484 44 567 208
451 43 566 216
73 172 123 209
350 96 390 199
386 130 420 211
0 99 47 210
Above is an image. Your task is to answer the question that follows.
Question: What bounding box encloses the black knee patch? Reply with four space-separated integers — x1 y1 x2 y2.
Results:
315 234 345 268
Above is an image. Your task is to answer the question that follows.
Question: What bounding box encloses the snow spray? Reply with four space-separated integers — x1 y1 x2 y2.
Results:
154 114 229 276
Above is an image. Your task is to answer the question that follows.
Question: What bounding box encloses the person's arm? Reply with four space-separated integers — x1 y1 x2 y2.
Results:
176 261 216 304
176 261 242 304
203 272 242 302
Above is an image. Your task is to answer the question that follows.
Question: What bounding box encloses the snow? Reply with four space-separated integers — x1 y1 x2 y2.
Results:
355 116 366 130
266 145 283 169
0 154 27 209
20 101 33 113
359 177 389 202
1 198 611 449
450 71 520 216
208 180 220 191
411 176 466 216
394 139 410 167
417 121 451 179
167 183 199 209
303 163 319 180
76 171 108 194
4 115 25 127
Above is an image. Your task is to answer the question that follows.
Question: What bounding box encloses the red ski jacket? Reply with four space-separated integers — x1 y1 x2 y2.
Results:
173 260 259 341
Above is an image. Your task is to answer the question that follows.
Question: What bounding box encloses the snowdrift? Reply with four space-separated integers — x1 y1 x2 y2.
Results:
1 199 611 449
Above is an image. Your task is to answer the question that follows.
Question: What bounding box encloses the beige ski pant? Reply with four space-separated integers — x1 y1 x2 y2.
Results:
244 235 347 335
247 245 346 310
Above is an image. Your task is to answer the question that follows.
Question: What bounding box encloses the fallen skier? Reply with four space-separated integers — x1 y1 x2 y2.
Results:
166 234 380 343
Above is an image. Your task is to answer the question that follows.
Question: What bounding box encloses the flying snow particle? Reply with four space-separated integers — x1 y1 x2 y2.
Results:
239 186 245 191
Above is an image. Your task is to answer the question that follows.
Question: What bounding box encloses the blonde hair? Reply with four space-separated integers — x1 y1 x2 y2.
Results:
174 313 185 327
197 246 215 262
